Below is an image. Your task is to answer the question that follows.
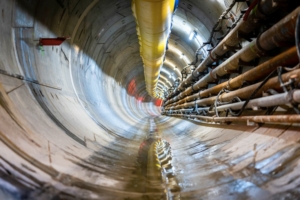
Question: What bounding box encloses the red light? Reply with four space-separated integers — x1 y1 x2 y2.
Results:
155 99 163 107
127 79 136 95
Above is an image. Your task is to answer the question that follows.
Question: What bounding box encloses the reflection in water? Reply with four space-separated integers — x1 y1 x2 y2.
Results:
156 140 181 200
133 118 181 199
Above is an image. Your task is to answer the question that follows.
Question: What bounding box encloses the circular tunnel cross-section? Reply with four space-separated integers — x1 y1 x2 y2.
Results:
0 0 300 199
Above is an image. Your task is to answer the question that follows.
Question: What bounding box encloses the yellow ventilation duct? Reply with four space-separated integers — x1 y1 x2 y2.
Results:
132 0 176 98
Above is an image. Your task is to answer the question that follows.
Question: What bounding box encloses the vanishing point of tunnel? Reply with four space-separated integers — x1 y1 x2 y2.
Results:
0 0 300 199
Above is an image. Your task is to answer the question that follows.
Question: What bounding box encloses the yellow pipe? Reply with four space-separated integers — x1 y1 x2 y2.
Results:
132 0 175 98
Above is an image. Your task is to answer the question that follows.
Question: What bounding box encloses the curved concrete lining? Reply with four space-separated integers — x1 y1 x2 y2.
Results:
0 0 299 199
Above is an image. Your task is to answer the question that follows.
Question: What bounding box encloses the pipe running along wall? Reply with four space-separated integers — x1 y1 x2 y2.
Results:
164 6 300 108
165 46 299 108
132 0 177 98
165 0 290 101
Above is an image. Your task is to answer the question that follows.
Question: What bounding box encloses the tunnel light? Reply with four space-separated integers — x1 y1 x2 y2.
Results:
183 55 187 62
180 54 190 65
183 22 192 34
195 34 203 45
164 60 175 69
189 31 197 40
180 53 184 59
73 45 80 53
172 48 183 57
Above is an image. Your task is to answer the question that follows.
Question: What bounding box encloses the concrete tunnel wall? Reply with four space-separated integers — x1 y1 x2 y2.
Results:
0 0 300 199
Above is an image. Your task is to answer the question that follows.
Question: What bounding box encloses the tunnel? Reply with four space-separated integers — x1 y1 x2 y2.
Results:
0 0 300 199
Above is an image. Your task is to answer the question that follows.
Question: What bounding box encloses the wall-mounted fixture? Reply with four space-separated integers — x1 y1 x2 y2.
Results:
189 30 197 40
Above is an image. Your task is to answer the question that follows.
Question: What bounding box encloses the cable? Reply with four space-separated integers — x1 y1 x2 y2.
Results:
264 105 278 115
0 69 62 90
214 89 223 117
264 89 278 115
190 0 239 66
215 12 244 47
277 66 300 114
277 67 288 92
243 0 259 21
214 88 233 117
229 68 277 116
213 89 241 117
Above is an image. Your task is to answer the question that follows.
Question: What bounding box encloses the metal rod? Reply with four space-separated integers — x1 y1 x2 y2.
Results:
0 69 62 90
171 114 300 123
165 114 300 123
164 90 300 113
217 90 300 111
166 47 299 107
166 68 300 110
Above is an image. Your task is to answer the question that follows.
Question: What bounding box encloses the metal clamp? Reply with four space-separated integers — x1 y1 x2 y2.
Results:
255 33 267 56
226 78 233 90
288 90 297 105
194 101 201 114
209 70 217 81
191 84 197 92
209 51 217 62
192 71 199 79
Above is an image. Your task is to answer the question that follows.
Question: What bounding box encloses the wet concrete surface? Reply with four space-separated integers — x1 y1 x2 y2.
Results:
1 104 300 199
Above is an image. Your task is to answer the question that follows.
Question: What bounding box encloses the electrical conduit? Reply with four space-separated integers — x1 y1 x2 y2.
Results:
132 0 177 98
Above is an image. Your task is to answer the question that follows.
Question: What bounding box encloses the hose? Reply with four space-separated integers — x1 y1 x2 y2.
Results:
277 67 300 114
229 68 277 116
243 0 259 21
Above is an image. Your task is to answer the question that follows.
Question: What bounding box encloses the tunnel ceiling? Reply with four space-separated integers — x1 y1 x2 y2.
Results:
0 0 300 199
9 0 225 135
